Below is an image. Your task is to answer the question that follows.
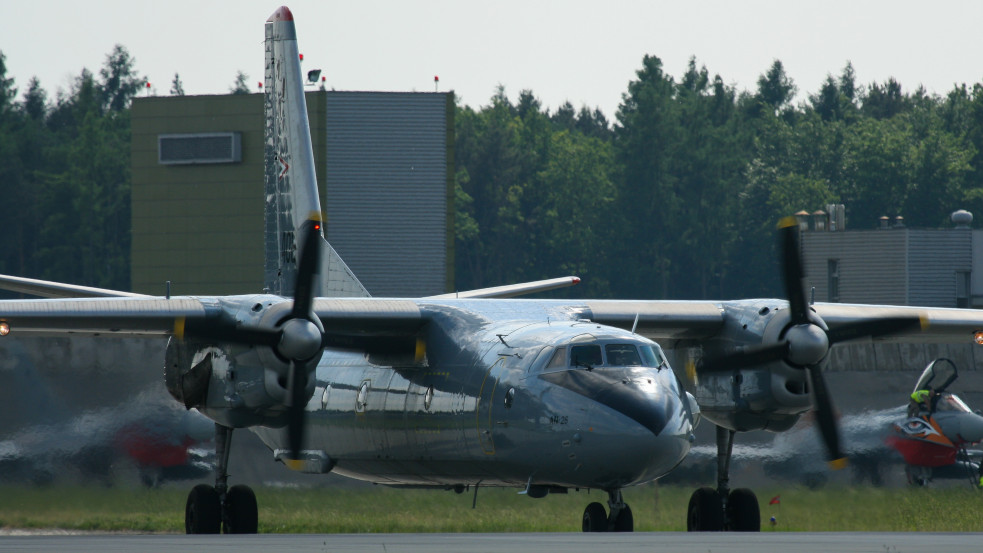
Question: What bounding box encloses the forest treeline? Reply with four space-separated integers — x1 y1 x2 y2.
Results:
455 57 983 299
2 46 983 299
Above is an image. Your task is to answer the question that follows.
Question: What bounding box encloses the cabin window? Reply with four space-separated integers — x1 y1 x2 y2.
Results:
570 345 602 368
605 344 641 366
356 381 370 413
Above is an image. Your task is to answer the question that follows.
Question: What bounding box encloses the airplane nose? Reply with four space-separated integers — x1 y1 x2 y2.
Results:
539 368 692 485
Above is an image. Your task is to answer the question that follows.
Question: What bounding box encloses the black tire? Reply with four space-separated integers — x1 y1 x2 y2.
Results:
186 484 221 534
582 502 608 532
726 488 760 532
224 484 258 534
687 487 723 532
613 503 633 532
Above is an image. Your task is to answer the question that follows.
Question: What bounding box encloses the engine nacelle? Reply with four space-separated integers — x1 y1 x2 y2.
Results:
163 295 319 429
677 299 822 433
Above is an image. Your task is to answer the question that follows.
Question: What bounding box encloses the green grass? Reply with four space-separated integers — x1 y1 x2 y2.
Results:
1 484 982 533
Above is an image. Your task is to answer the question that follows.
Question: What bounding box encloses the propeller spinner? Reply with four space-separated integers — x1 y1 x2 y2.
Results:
699 216 923 468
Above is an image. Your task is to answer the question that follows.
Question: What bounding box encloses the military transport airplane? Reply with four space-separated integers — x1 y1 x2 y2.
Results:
2 5 983 536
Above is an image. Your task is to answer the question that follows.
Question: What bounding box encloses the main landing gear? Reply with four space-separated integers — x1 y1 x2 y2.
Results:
687 426 760 532
185 424 258 534
582 489 633 532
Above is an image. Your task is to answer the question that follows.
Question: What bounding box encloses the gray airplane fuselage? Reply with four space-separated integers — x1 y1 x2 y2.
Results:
199 298 693 491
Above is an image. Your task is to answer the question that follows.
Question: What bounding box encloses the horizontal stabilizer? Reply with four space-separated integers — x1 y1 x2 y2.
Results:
428 276 581 299
0 274 148 299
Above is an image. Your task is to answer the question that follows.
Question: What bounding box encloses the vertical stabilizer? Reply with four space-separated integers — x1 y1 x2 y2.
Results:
263 6 370 298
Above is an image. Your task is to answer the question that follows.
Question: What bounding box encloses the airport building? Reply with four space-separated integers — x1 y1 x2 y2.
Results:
130 91 454 297
799 206 981 308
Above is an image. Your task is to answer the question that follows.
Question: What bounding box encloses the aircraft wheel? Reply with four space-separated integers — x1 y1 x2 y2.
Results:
612 503 633 532
687 487 723 531
905 465 929 486
186 484 221 534
726 488 760 531
224 484 258 534
582 502 608 532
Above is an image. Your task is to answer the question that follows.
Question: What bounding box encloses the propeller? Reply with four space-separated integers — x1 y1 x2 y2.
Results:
699 216 924 468
178 216 325 460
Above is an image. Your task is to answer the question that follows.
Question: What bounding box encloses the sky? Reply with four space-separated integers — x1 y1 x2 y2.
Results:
2 0 983 119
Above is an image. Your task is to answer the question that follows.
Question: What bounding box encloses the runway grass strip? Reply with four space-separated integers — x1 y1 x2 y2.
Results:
1 484 981 533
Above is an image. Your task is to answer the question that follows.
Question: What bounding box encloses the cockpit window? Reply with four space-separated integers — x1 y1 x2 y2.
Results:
570 345 602 368
605 344 641 366
639 345 668 369
545 347 567 370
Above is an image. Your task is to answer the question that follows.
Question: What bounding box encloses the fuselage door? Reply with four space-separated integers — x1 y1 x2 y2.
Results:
477 356 504 455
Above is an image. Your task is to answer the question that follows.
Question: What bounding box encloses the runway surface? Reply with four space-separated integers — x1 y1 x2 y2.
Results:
1 532 980 552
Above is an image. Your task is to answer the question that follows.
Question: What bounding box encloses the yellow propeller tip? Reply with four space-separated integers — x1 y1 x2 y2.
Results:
919 314 930 331
778 216 799 229
283 458 305 471
828 457 848 471
174 317 186 340
685 359 698 385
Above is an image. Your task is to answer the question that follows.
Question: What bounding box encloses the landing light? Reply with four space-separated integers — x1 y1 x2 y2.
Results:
975 330 983 345
0 322 9 336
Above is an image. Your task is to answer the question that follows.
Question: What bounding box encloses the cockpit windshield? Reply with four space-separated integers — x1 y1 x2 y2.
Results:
937 393 972 413
606 344 641 366
551 342 667 370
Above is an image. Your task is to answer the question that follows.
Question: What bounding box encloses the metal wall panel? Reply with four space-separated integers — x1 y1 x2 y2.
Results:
803 228 974 308
803 230 907 305
131 91 451 298
907 230 972 307
323 92 451 297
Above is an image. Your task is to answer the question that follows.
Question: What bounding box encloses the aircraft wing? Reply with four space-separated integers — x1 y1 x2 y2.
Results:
584 299 983 344
0 296 428 344
813 302 983 343
0 297 212 336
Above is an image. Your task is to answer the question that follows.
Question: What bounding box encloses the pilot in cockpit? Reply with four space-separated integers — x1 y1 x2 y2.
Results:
908 388 939 417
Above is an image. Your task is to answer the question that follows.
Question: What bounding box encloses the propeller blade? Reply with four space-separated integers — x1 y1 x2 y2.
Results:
292 217 322 320
698 342 789 373
778 217 810 326
806 365 847 468
286 361 309 460
826 316 925 345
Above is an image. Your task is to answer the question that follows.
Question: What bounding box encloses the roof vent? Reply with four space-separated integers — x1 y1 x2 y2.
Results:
158 132 242 165
952 209 973 229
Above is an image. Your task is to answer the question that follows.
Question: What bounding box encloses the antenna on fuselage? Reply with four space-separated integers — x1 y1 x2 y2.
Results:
631 312 640 334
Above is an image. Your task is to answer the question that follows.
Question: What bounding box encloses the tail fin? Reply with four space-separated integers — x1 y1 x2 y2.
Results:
263 6 369 298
